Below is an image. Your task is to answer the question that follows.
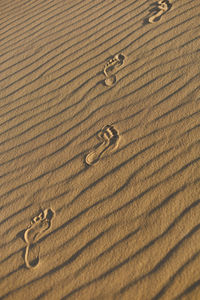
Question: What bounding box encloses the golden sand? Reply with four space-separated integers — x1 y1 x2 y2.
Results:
0 0 200 299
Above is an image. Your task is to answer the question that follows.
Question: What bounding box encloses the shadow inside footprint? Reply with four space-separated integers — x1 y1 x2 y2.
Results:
46 208 54 221
24 208 55 269
85 125 119 165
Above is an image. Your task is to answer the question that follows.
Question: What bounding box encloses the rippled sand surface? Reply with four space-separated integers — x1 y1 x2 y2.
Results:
0 0 200 299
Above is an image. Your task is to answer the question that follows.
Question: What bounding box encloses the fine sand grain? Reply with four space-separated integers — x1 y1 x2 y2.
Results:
0 0 200 299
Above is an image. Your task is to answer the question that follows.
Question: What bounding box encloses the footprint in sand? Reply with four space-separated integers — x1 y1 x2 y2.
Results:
24 208 54 269
104 53 126 86
85 125 120 165
148 0 172 24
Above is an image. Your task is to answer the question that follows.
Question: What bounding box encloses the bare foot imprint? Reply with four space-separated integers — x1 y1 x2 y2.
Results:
104 54 126 86
85 125 120 165
24 208 54 269
148 0 172 23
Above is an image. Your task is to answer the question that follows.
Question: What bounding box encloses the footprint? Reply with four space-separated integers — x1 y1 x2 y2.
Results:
104 53 126 86
104 53 126 77
85 125 120 165
148 0 172 23
24 208 54 269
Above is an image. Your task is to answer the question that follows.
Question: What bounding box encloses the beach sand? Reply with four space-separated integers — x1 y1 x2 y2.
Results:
0 0 200 299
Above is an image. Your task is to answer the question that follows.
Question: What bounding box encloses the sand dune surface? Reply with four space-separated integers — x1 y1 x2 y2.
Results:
0 0 200 299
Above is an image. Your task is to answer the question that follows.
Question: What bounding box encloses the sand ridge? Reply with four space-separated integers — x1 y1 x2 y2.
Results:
0 0 200 299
